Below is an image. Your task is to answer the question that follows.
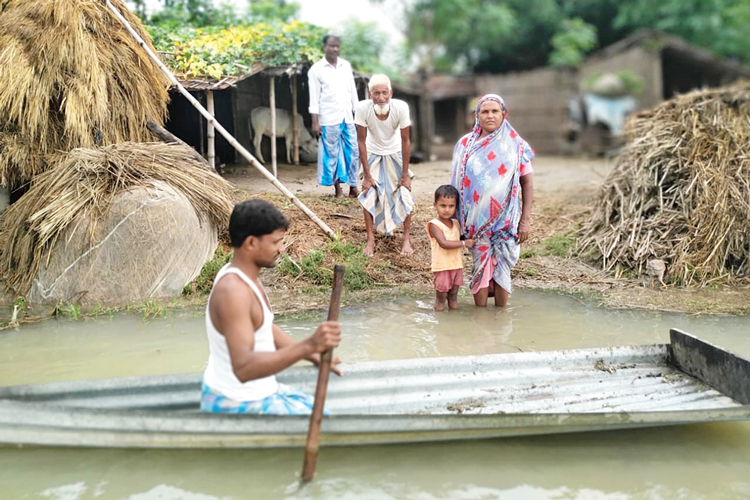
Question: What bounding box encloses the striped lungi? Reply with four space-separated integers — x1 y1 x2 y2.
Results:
358 153 414 236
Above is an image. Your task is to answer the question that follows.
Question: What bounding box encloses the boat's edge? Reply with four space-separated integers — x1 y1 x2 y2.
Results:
670 329 750 405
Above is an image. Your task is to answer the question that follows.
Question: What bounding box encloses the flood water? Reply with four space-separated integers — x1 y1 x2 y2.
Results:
1 289 749 499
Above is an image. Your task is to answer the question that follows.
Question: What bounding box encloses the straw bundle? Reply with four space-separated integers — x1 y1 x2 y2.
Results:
0 142 233 295
0 0 170 187
578 81 750 285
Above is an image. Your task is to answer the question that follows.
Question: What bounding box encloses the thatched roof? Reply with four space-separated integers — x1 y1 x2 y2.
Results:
0 142 233 295
0 0 170 188
578 81 750 285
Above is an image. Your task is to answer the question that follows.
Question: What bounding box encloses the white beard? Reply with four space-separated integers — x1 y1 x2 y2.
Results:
373 102 390 116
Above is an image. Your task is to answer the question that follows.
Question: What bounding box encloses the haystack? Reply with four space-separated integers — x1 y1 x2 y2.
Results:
0 0 170 188
0 142 233 304
578 81 750 285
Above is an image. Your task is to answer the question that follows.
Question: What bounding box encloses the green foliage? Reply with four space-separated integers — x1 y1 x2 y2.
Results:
54 302 82 321
248 0 300 22
583 70 645 95
140 300 167 321
339 20 393 74
524 267 539 277
184 247 233 296
278 240 375 292
614 0 750 62
549 18 598 67
149 21 326 80
542 233 576 257
403 0 516 71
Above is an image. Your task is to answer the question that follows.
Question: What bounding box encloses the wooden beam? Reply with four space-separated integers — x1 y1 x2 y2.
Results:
206 90 216 170
292 75 300 165
146 118 213 171
270 76 277 177
670 329 750 405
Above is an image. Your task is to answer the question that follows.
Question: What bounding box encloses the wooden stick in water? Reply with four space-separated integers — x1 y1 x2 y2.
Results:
301 264 345 482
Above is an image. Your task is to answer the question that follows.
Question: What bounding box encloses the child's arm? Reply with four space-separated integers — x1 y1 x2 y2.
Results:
428 223 464 250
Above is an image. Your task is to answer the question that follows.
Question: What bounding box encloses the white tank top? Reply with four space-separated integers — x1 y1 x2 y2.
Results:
203 264 279 401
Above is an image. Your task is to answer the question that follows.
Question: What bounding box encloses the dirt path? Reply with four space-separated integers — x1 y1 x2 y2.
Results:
224 156 750 316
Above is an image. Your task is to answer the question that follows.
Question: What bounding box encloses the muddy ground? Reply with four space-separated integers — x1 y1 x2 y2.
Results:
225 156 750 316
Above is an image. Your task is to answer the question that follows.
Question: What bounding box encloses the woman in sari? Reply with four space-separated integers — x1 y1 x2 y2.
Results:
451 94 534 307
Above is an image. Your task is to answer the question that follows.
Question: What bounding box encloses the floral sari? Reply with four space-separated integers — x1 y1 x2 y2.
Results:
451 94 534 294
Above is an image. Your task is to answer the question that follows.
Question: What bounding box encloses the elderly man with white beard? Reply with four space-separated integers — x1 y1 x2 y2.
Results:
355 74 414 256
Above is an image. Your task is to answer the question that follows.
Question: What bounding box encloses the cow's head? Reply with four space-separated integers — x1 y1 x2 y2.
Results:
299 137 318 163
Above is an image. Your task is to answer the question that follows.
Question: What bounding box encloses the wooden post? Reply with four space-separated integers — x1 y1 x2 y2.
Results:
206 90 216 170
302 264 345 483
104 0 336 240
292 74 300 165
270 76 277 177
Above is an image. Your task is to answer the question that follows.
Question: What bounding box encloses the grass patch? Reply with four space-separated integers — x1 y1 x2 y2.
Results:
524 268 539 277
278 239 376 292
54 302 82 320
140 300 166 321
541 233 576 258
184 246 233 296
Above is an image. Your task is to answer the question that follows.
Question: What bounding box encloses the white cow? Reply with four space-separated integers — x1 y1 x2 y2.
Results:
249 107 317 164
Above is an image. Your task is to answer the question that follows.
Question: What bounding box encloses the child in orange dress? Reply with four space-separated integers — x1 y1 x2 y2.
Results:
427 185 474 311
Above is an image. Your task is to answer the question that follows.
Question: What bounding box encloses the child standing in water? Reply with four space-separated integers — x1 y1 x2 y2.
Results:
427 185 474 311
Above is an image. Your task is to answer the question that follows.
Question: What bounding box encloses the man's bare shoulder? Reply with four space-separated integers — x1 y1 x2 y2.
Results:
209 273 253 309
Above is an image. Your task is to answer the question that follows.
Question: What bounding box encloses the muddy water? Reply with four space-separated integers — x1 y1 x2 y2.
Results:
1 289 749 499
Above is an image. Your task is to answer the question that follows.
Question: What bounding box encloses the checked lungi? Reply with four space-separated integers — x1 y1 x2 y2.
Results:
318 121 359 187
358 153 414 236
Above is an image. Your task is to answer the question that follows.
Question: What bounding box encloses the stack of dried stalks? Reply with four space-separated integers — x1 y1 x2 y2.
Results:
0 0 169 188
578 81 750 285
0 142 233 294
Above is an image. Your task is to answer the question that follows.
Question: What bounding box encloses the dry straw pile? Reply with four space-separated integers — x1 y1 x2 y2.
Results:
0 142 233 294
0 0 169 187
578 81 750 285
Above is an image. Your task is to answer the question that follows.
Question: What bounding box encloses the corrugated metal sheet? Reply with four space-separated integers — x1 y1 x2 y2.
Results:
1 338 748 448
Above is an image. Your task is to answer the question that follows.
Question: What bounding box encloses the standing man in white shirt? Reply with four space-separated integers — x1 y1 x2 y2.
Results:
308 34 360 198
356 74 414 256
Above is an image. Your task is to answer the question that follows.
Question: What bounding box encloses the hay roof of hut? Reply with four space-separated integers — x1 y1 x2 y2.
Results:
0 142 233 295
150 21 325 88
578 80 750 285
0 0 171 187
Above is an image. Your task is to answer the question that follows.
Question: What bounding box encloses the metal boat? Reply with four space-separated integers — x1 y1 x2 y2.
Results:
1 329 748 448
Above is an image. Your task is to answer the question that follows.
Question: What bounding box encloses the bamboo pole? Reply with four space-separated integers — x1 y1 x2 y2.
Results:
302 264 345 483
206 90 216 170
292 75 300 165
103 0 336 240
270 76 277 177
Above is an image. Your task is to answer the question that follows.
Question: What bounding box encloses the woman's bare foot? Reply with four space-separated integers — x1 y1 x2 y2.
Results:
363 239 375 256
334 182 343 198
400 239 414 256
434 301 446 311
349 186 359 198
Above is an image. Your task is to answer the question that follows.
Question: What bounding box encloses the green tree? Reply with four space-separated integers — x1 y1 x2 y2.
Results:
614 0 750 61
338 20 392 74
548 17 598 67
247 0 300 22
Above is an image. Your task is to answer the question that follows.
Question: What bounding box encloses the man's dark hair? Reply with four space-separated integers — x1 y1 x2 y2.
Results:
229 199 289 248
322 34 340 46
434 184 459 203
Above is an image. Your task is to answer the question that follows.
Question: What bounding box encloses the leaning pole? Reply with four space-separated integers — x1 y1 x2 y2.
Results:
104 0 336 240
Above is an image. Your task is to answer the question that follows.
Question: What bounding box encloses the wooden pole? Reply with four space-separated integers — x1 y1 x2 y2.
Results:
301 264 345 483
292 74 300 165
207 90 216 170
104 0 336 240
270 76 277 177
146 118 212 170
